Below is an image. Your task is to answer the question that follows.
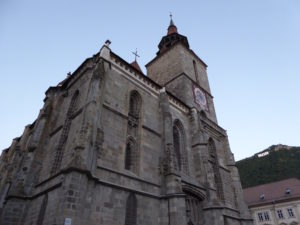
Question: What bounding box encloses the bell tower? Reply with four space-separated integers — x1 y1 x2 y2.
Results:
146 16 218 123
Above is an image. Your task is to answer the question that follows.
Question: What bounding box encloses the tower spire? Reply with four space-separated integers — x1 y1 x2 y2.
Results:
168 13 178 35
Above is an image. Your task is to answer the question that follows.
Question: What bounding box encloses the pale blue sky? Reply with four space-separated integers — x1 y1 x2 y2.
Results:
1 0 299 160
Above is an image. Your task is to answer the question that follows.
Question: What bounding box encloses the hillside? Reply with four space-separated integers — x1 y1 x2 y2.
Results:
236 145 300 188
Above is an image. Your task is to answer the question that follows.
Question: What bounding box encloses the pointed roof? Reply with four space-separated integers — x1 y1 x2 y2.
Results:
155 15 189 55
167 17 178 35
130 60 142 73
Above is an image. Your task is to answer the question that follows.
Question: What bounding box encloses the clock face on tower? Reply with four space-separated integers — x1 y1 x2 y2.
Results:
193 84 208 111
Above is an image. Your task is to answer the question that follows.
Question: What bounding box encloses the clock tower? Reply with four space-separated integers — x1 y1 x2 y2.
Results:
146 17 218 123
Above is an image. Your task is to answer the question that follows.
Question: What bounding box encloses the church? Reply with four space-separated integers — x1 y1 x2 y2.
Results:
0 18 253 225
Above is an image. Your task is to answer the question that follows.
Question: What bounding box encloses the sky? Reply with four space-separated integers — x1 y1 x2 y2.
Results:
0 0 299 161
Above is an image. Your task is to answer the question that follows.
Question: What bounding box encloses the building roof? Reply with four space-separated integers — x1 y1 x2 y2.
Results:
130 60 142 73
243 178 300 207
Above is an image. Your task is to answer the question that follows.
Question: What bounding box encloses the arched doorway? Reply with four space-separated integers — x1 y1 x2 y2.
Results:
184 191 205 225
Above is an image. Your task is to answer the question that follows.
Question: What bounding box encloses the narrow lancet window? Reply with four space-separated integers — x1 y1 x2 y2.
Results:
193 60 199 84
125 193 137 225
125 139 136 171
208 138 224 201
173 125 182 171
125 91 142 173
37 194 48 225
173 120 189 174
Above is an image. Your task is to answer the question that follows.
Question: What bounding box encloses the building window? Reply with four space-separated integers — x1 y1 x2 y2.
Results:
125 91 142 173
173 120 189 174
129 91 141 118
208 138 224 201
259 193 265 201
37 194 48 225
264 211 270 221
125 138 137 172
173 125 182 171
277 209 284 219
125 193 137 225
258 212 264 222
193 60 199 84
287 208 295 218
0 182 11 207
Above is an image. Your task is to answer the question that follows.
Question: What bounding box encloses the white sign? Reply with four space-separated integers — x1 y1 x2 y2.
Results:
257 151 269 158
64 218 72 225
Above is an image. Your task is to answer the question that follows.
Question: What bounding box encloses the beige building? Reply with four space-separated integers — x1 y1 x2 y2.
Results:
0 18 252 225
244 178 300 225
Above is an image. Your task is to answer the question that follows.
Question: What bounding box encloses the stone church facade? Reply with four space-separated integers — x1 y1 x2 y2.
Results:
0 19 253 225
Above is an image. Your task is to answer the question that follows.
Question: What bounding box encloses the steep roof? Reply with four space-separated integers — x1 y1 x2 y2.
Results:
243 178 300 207
130 60 142 73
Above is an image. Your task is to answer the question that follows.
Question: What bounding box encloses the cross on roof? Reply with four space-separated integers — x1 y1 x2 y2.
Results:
132 48 140 61
170 12 173 20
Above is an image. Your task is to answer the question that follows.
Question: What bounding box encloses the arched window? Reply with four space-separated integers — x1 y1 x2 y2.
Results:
208 138 217 162
129 91 141 118
193 60 199 84
125 193 137 225
173 125 182 171
0 182 11 207
51 90 79 174
125 138 136 171
125 91 142 174
173 120 189 174
37 194 48 225
208 138 224 201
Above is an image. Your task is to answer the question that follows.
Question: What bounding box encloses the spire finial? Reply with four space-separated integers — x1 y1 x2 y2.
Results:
132 48 140 62
169 12 174 26
167 12 177 35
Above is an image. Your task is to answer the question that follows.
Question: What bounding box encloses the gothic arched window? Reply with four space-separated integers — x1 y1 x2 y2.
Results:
37 194 48 225
173 125 182 171
208 138 224 201
129 91 141 118
193 60 199 84
125 138 136 171
125 90 142 174
208 138 217 162
125 193 137 225
173 120 189 174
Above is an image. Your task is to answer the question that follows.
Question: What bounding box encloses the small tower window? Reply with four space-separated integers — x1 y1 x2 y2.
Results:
193 60 199 84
